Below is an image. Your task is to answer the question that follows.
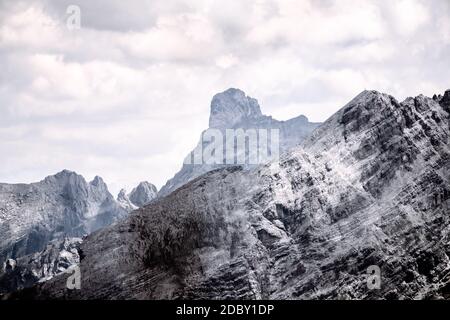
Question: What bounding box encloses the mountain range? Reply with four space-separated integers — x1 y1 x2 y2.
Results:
0 88 317 294
0 171 158 293
1 88 450 299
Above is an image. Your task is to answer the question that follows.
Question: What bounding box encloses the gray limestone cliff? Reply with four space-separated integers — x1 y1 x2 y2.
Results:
0 170 127 268
158 88 320 197
8 89 450 300
128 182 158 207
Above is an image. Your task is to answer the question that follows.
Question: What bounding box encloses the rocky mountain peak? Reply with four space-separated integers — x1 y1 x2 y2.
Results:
158 89 321 197
443 89 450 99
89 176 109 196
57 169 75 175
0 170 128 268
45 169 81 183
286 114 309 124
334 89 402 138
209 88 262 128
438 89 450 113
349 90 393 107
42 170 90 200
117 189 138 212
117 189 128 202
128 182 157 207
90 176 105 187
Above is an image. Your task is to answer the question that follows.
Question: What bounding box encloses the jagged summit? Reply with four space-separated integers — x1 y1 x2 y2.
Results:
44 170 104 184
128 181 157 207
209 88 263 128
284 114 309 124
433 89 450 113
117 189 138 212
54 169 77 176
158 88 321 197
90 175 105 186
303 89 398 149
0 170 127 268
432 89 450 100
117 189 128 202
44 169 80 181
347 90 394 107
42 171 89 199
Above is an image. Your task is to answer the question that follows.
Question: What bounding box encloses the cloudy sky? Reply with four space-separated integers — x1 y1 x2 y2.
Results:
0 0 449 195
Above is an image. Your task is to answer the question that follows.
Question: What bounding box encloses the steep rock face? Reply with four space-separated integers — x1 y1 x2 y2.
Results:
0 238 82 294
0 170 127 267
293 90 450 298
128 182 158 207
4 89 450 300
304 90 450 200
209 88 263 128
433 89 450 113
158 88 320 197
117 189 138 212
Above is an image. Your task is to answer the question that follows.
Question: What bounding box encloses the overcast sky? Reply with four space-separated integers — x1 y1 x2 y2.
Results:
0 0 449 195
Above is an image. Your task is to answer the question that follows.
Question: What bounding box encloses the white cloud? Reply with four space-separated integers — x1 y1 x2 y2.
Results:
215 54 239 69
0 0 449 195
390 0 430 36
